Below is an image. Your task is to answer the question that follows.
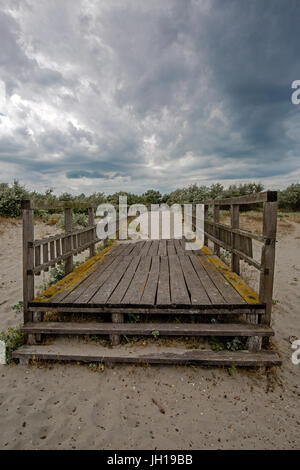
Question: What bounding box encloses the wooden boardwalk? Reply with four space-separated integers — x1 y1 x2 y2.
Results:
13 193 281 367
29 240 264 313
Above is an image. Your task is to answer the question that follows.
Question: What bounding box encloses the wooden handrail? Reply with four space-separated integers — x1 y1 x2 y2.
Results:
21 200 98 210
199 190 277 206
22 191 276 210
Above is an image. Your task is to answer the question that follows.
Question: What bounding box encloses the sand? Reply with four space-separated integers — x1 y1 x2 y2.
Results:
0 217 299 450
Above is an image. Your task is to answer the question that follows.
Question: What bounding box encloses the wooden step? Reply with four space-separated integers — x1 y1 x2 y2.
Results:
21 322 274 337
12 343 281 367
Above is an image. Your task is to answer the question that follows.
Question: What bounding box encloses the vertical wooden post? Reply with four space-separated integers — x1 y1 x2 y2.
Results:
88 207 96 258
110 313 123 346
28 311 42 345
64 207 73 275
231 204 240 274
22 200 34 324
259 201 278 326
204 204 208 247
213 204 220 256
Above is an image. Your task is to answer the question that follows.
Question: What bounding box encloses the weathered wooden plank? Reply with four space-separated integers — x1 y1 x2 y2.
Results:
189 254 226 304
167 240 176 256
12 344 281 366
140 256 160 305
259 201 278 325
42 242 49 272
157 240 167 256
23 207 35 323
37 245 116 304
55 238 62 262
169 254 190 305
21 322 274 337
64 208 73 275
139 241 152 257
23 200 97 210
156 256 171 305
174 239 184 254
148 240 159 256
130 241 146 256
178 255 211 304
204 205 209 246
213 204 220 256
189 254 227 305
88 207 95 258
201 191 277 206
110 312 124 346
34 244 41 275
197 254 246 304
49 240 55 267
108 244 128 257
201 250 261 304
120 243 137 256
108 255 142 304
72 256 121 304
122 255 152 304
90 255 133 304
29 303 265 314
231 204 240 274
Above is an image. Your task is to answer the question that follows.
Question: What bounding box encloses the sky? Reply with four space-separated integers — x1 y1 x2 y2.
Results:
0 0 300 195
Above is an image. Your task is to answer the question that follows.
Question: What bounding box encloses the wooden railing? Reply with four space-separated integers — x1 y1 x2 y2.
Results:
191 190 278 325
21 200 103 322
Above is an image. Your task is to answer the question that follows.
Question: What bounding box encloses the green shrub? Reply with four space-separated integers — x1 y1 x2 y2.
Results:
0 328 26 363
0 180 29 217
49 261 82 286
278 184 300 211
49 263 66 285
12 301 24 315
59 212 88 229
226 337 244 351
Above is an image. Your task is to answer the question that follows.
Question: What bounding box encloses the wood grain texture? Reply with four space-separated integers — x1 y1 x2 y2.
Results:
21 322 274 336
12 344 281 366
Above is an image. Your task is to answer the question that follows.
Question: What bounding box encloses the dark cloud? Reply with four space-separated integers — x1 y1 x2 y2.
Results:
0 0 299 194
66 170 104 179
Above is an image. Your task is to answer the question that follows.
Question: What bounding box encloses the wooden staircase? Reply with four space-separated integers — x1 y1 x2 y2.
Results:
13 319 280 367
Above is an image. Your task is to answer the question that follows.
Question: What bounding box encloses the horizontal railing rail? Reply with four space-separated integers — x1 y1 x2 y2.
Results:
199 190 277 206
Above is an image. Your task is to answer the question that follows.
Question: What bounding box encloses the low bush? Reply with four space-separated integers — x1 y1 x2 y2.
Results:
0 327 26 363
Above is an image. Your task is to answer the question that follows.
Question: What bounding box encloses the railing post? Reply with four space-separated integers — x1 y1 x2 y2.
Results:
64 207 73 275
204 204 208 246
213 204 220 255
88 207 96 258
259 200 278 326
22 200 34 324
110 313 124 346
231 204 240 274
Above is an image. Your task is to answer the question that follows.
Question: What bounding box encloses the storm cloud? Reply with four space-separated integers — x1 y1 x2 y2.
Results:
0 0 299 194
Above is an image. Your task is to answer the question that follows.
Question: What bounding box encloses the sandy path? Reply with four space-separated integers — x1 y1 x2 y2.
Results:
0 219 299 450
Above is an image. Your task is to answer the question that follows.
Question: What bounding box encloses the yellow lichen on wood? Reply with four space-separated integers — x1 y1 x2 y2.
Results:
198 248 260 304
33 244 115 302
200 245 214 256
